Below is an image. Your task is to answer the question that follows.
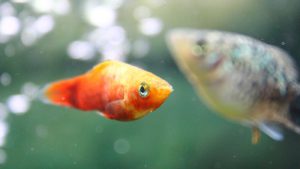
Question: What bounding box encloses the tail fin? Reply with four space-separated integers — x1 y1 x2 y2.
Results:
43 76 82 108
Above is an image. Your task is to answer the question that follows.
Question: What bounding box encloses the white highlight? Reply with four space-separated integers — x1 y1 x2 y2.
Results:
0 122 8 147
85 6 116 27
53 0 71 15
0 73 12 86
132 39 150 58
31 0 54 13
21 82 40 99
113 138 130 154
21 27 38 46
102 45 127 61
139 17 163 36
7 94 30 115
88 26 126 47
12 0 28 3
21 15 55 46
30 0 70 14
67 41 95 60
34 15 55 35
0 2 15 16
0 103 8 121
0 16 21 36
87 26 129 61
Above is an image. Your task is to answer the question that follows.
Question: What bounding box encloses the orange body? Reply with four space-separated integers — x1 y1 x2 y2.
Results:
44 60 173 121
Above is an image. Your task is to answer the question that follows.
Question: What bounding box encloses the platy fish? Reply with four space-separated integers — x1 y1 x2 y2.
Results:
167 28 300 143
44 60 173 121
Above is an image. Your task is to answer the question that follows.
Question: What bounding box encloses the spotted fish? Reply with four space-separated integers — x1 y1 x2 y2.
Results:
167 28 300 143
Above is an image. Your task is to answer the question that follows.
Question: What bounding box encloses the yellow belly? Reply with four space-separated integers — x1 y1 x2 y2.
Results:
194 81 251 121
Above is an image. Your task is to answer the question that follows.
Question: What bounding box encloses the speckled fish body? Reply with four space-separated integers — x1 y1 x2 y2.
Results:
44 60 173 121
167 28 300 142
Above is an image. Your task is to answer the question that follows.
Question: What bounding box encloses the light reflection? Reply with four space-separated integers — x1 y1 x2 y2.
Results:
86 26 129 61
0 73 12 86
0 2 16 16
34 15 55 35
113 138 130 154
0 16 21 36
132 39 150 58
0 149 6 164
88 26 126 48
102 0 124 9
0 121 8 147
21 82 40 99
85 6 116 27
20 15 55 46
101 44 128 61
30 0 54 13
12 0 28 3
6 94 30 115
67 41 95 60
52 0 71 15
105 26 126 45
0 103 8 121
21 26 39 46
138 17 163 36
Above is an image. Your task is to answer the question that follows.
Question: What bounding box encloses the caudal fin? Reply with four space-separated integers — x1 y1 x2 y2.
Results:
43 77 81 108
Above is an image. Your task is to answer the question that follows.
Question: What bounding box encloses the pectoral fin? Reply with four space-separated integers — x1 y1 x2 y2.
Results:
101 100 132 121
259 122 284 141
251 122 284 144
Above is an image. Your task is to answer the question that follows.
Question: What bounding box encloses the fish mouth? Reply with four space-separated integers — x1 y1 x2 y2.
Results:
166 29 189 50
166 29 202 61
158 83 173 101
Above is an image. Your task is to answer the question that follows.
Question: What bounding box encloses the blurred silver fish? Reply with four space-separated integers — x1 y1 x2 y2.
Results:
166 28 300 143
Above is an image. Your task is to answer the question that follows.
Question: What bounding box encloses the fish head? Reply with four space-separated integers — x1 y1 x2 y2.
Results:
126 72 173 120
166 28 225 78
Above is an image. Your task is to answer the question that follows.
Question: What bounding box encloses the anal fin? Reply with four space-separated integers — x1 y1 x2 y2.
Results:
252 127 261 144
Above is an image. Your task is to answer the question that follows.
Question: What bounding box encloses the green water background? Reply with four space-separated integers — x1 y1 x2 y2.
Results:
1 0 300 168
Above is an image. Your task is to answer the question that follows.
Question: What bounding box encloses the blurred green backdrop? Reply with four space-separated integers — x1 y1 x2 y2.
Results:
1 0 300 169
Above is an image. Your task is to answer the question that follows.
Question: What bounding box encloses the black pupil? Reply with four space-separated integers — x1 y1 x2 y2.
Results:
196 39 206 47
140 86 145 93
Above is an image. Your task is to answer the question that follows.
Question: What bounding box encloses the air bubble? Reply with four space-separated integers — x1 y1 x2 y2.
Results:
0 73 11 86
7 94 30 115
113 138 130 154
138 17 163 36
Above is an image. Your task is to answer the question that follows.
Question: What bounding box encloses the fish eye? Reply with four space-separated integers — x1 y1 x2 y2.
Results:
289 95 300 125
196 39 206 47
192 39 207 56
138 82 150 98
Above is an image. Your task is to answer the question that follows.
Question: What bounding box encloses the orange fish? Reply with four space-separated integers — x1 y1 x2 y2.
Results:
44 60 173 121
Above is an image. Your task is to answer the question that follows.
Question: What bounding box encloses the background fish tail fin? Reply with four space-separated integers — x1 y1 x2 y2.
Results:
43 76 82 108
